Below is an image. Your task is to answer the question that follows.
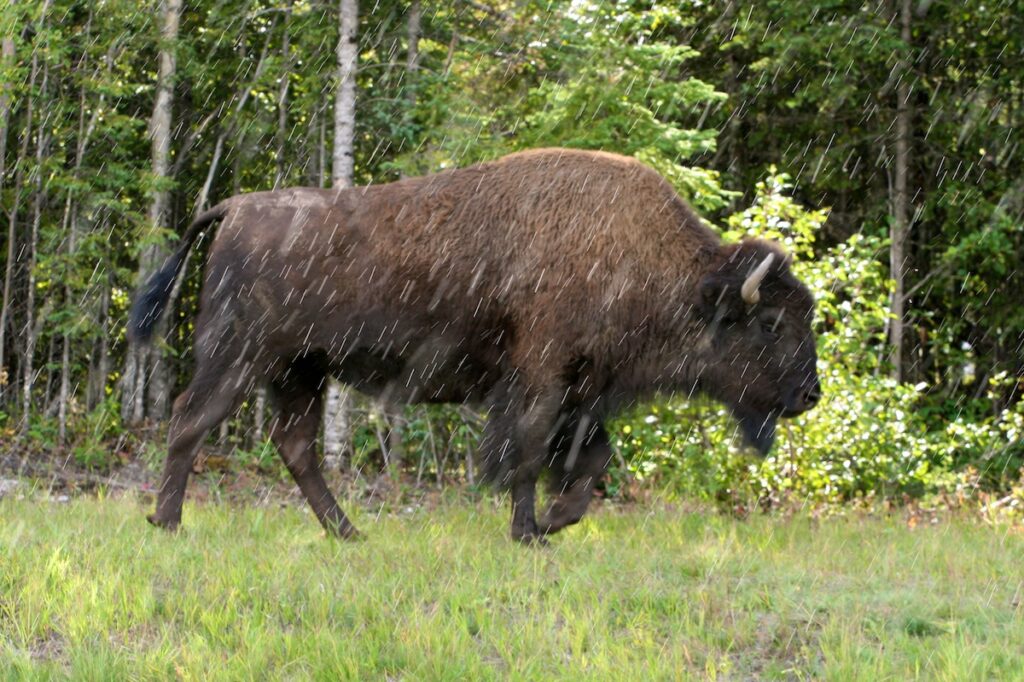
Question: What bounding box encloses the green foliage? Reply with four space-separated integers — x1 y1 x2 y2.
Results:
348 403 481 484
1 0 1021 510
70 399 123 471
388 0 734 210
233 439 286 478
512 3 731 210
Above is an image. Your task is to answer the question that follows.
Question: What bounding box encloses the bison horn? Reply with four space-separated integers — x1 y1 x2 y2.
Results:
740 253 775 305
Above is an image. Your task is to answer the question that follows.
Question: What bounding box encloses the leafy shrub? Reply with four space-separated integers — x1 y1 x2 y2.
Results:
71 399 125 471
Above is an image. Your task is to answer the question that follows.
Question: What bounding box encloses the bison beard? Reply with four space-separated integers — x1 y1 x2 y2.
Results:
733 407 779 456
130 148 820 544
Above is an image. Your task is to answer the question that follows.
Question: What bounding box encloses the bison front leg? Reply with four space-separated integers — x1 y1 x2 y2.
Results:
541 419 610 536
268 367 360 539
510 473 544 545
481 406 544 544
507 390 567 546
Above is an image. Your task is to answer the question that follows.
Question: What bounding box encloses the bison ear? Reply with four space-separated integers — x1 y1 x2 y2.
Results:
698 274 744 323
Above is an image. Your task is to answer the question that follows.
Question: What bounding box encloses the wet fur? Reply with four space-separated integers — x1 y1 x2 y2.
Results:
134 148 818 541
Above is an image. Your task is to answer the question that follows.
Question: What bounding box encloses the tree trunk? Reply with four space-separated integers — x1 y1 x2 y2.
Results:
87 270 111 410
58 200 77 444
405 0 420 100
120 0 181 425
20 56 49 434
322 0 359 470
59 13 99 443
318 111 327 188
889 0 912 382
274 2 292 188
145 0 183 423
250 387 266 448
0 6 27 407
332 0 357 186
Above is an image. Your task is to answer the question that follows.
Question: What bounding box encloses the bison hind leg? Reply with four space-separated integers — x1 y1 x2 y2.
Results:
269 356 360 539
148 359 255 532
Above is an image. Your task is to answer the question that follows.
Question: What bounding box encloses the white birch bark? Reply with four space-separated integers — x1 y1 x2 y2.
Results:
144 0 183 421
322 0 359 469
122 0 181 424
331 0 357 188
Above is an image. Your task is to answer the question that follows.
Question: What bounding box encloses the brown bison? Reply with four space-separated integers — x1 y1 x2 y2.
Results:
131 148 820 543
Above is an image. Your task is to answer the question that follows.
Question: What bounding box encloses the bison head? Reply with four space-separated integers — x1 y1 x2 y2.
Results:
696 239 820 455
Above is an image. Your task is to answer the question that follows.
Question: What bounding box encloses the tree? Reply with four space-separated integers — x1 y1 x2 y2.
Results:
322 0 359 468
121 0 182 425
0 0 19 401
889 0 913 381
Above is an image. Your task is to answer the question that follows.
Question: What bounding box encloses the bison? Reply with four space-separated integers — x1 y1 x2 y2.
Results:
131 148 820 543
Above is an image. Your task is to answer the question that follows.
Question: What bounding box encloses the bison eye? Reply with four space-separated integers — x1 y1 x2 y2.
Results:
759 312 783 339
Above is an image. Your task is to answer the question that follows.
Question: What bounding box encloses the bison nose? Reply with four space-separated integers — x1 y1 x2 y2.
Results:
785 379 821 415
802 381 821 408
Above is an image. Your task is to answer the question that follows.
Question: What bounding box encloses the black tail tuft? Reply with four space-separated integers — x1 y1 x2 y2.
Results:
127 203 228 343
128 247 190 342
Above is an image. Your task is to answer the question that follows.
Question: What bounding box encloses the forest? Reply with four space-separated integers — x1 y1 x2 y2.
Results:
0 0 1022 512
4 1 1024 677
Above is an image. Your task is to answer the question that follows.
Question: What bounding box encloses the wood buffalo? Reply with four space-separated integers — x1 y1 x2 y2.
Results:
131 148 820 543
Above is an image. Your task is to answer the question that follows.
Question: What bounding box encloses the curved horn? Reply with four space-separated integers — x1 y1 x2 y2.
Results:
740 253 775 305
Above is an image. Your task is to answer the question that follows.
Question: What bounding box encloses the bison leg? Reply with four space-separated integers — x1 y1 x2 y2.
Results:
507 391 568 546
540 419 610 536
268 365 359 539
510 475 545 545
481 406 542 543
148 364 251 531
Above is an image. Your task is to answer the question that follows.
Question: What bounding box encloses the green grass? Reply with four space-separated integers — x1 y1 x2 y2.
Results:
2 494 1023 680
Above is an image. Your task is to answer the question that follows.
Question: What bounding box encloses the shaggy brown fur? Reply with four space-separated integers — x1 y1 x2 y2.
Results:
132 148 820 543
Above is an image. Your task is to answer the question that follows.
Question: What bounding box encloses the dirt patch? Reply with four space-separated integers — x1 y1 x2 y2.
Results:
29 629 69 666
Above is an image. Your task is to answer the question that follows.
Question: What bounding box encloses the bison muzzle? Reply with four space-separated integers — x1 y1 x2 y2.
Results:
131 148 820 543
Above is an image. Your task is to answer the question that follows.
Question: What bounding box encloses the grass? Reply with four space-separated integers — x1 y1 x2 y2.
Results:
2 493 1024 680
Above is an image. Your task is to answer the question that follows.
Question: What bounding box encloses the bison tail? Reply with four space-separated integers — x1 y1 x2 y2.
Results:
128 203 229 343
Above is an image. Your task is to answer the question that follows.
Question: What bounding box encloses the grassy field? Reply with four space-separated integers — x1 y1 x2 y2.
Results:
2 494 1023 680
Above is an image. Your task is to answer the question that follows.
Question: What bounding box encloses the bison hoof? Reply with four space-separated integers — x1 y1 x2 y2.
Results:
146 512 180 532
330 527 364 541
512 531 549 547
324 520 363 541
539 512 583 537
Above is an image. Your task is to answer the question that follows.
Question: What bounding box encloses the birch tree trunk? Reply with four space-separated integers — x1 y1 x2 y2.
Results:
889 0 912 382
144 0 183 422
332 0 357 185
322 0 358 470
317 112 327 187
122 0 182 425
405 0 420 97
274 2 292 188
